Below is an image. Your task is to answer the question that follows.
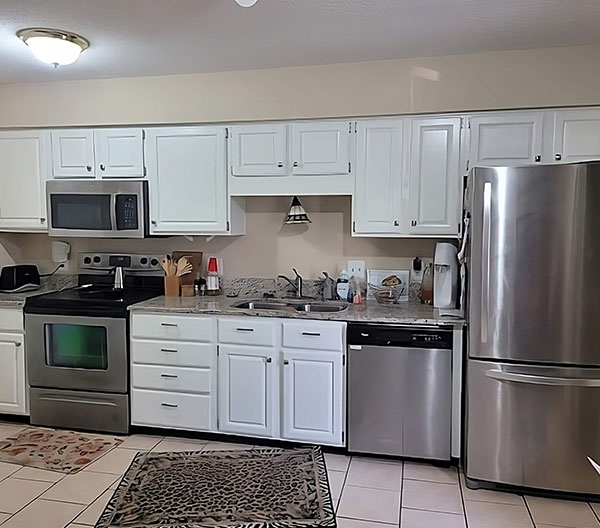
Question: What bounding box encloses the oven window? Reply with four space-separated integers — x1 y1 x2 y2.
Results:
50 194 112 230
45 324 108 370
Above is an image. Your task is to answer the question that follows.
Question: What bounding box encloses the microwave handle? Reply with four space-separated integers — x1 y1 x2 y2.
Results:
110 194 118 231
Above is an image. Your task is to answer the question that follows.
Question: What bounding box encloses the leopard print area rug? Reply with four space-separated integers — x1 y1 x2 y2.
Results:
96 446 336 528
0 427 122 474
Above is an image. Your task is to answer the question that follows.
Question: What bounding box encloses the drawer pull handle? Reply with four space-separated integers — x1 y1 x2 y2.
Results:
160 374 178 379
161 322 178 327
236 327 255 332
302 332 321 337
160 402 178 408
283 360 290 365
160 348 178 353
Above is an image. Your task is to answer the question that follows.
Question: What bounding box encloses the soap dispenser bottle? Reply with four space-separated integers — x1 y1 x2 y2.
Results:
336 269 350 302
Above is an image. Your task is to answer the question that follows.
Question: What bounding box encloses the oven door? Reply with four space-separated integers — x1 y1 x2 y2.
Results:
25 314 128 393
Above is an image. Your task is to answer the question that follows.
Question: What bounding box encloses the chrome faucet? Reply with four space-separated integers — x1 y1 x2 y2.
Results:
277 268 303 298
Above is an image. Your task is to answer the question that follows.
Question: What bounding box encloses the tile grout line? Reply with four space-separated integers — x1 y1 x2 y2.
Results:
589 502 600 525
398 460 404 527
335 455 353 515
522 496 537 528
457 470 470 528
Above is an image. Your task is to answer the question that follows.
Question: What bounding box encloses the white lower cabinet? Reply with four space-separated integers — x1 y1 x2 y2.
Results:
0 326 27 416
217 345 276 438
281 349 344 445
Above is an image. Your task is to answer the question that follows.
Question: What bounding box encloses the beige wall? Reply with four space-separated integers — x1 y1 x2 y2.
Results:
0 197 438 279
0 44 600 128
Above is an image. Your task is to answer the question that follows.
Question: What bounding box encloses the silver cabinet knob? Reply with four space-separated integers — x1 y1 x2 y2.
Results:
411 220 417 227
86 165 92 172
100 164 105 171
534 155 541 162
40 218 46 223
277 162 284 168
555 154 562 161
283 360 290 365
393 220 399 227
293 161 299 168
265 357 272 363
151 220 157 226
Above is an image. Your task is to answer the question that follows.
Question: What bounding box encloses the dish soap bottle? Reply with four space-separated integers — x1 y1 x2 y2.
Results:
420 263 434 305
206 257 221 296
336 269 350 302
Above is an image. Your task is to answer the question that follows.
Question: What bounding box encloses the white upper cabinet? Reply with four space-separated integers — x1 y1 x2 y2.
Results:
218 345 276 438
0 130 49 232
552 109 600 163
94 128 145 177
353 120 403 234
230 124 287 176
51 128 145 178
145 127 228 234
51 129 95 178
408 117 461 236
468 112 544 167
291 121 351 175
281 349 344 446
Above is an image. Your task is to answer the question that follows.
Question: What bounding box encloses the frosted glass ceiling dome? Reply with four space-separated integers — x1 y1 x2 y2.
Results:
17 28 89 67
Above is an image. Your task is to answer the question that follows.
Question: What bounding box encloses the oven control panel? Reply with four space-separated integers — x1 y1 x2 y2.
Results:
79 253 163 273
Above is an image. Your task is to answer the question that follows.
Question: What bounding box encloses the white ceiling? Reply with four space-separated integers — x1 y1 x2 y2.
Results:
1 0 600 84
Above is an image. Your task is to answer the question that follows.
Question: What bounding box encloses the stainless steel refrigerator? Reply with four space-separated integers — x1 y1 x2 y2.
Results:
466 162 600 496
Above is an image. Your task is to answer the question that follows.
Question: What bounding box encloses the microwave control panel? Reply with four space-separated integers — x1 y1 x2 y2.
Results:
115 195 139 230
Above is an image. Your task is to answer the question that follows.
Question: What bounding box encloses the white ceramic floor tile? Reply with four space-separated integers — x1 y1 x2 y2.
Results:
337 517 398 528
0 424 24 440
0 477 53 514
203 441 253 451
42 470 118 505
338 485 400 524
526 496 599 528
328 470 346 500
0 512 11 523
12 466 64 483
401 508 466 528
116 434 162 451
402 480 463 515
2 499 84 528
347 459 402 491
459 474 524 505
465 500 533 528
0 461 21 481
74 489 114 526
404 463 457 484
82 448 140 475
591 503 600 518
324 453 352 472
151 439 208 453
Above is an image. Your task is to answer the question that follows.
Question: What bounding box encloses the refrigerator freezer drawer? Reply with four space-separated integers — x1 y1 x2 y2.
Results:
466 359 600 495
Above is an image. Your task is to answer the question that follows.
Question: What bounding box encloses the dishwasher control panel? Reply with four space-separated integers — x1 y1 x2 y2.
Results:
347 324 453 349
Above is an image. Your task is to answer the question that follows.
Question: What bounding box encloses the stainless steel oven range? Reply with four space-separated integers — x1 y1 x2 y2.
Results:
24 253 163 434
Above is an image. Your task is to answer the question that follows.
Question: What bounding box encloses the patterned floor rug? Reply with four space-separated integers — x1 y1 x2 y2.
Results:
96 446 336 528
0 427 122 474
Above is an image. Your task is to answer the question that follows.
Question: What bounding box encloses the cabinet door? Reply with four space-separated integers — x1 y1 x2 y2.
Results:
51 129 95 178
146 127 228 234
0 130 49 231
553 109 600 163
218 345 276 437
468 113 544 167
408 118 461 236
0 334 27 415
291 121 351 175
353 120 403 234
230 124 287 176
94 128 145 178
281 349 344 446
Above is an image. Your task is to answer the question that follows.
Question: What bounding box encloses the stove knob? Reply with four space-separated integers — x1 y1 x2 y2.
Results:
140 257 148 265
93 256 101 264
150 258 159 267
83 256 91 265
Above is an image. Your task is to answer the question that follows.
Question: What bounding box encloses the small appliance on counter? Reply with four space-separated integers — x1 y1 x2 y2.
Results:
433 243 458 309
0 264 41 293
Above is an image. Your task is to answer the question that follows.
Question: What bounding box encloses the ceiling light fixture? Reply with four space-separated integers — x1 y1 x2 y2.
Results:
16 28 89 68
285 197 311 225
235 0 258 7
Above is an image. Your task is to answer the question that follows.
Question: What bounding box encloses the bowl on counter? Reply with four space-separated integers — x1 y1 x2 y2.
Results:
369 283 405 304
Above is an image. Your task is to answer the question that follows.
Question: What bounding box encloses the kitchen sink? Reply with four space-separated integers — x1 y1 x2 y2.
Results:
232 299 347 313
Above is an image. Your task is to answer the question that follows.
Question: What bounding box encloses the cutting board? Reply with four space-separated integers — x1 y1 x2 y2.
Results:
172 251 203 286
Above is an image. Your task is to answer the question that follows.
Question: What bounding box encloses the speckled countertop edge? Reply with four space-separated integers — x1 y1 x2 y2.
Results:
128 295 466 327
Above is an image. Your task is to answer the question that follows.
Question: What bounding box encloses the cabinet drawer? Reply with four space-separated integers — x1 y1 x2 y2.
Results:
132 313 215 342
132 364 211 394
0 309 23 333
218 318 276 347
131 339 214 368
282 320 345 351
131 389 212 431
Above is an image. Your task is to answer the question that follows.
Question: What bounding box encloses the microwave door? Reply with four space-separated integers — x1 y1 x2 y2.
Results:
48 193 113 237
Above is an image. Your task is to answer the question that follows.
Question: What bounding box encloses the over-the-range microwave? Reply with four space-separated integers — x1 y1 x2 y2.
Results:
47 180 149 238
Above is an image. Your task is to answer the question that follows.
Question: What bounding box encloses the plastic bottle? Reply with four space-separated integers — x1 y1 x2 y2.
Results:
336 269 350 302
206 257 221 296
420 263 434 304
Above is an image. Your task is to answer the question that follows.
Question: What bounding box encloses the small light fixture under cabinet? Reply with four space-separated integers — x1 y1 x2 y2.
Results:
17 27 89 68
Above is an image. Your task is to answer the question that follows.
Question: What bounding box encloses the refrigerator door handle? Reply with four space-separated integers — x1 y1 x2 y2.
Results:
485 369 600 387
481 182 492 343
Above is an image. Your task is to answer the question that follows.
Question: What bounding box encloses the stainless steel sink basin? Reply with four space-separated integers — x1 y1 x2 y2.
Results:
232 300 291 311
293 303 348 313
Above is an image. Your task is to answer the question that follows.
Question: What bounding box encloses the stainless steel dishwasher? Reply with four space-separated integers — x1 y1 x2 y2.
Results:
348 323 453 460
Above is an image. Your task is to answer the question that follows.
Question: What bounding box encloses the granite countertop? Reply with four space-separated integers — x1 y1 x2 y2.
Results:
128 295 466 326
0 275 77 308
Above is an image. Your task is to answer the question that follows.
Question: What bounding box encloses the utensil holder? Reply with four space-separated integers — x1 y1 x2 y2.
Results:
164 275 180 297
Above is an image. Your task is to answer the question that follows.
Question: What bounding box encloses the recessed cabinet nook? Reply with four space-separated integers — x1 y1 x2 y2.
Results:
1 107 600 237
